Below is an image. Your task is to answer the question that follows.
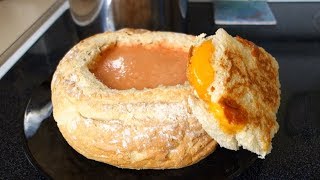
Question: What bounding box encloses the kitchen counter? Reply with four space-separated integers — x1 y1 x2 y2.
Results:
0 0 67 79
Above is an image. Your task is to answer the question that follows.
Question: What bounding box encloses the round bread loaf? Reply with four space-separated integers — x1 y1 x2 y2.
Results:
51 29 217 169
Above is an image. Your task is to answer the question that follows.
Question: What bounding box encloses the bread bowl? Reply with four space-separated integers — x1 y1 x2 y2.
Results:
51 29 217 169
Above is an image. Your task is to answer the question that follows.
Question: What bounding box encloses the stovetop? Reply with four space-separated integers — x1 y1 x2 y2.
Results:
1 2 320 179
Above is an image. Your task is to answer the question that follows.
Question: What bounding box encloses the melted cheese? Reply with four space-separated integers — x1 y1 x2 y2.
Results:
209 102 245 134
187 40 214 102
187 39 245 134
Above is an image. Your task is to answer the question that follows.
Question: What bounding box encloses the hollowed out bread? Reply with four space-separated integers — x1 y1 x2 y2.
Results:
188 29 280 158
51 29 217 169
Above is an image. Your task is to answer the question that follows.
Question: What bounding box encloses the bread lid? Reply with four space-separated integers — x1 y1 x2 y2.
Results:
187 29 281 158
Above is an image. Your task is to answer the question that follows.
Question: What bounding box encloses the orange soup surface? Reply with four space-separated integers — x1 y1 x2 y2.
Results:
90 44 188 90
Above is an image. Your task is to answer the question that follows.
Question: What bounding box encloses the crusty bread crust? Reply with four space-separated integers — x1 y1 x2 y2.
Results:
189 29 280 158
51 29 217 169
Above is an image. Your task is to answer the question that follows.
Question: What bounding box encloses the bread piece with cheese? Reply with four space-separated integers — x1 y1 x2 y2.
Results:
187 29 280 158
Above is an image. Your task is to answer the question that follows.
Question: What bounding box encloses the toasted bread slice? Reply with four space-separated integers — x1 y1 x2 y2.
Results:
187 29 280 158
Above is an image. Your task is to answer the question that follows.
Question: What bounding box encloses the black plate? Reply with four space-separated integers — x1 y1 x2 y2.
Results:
22 80 257 179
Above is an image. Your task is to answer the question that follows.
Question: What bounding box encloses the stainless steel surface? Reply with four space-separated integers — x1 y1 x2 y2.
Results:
69 0 105 26
68 0 188 35
214 1 276 25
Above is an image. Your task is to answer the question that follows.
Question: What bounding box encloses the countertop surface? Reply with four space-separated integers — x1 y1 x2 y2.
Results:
0 0 56 56
0 0 67 79
1 2 320 179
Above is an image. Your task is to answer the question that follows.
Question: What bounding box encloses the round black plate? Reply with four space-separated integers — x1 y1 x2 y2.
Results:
22 80 257 179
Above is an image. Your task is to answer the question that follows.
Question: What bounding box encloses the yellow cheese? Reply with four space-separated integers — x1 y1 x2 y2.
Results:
187 39 245 135
187 40 214 102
